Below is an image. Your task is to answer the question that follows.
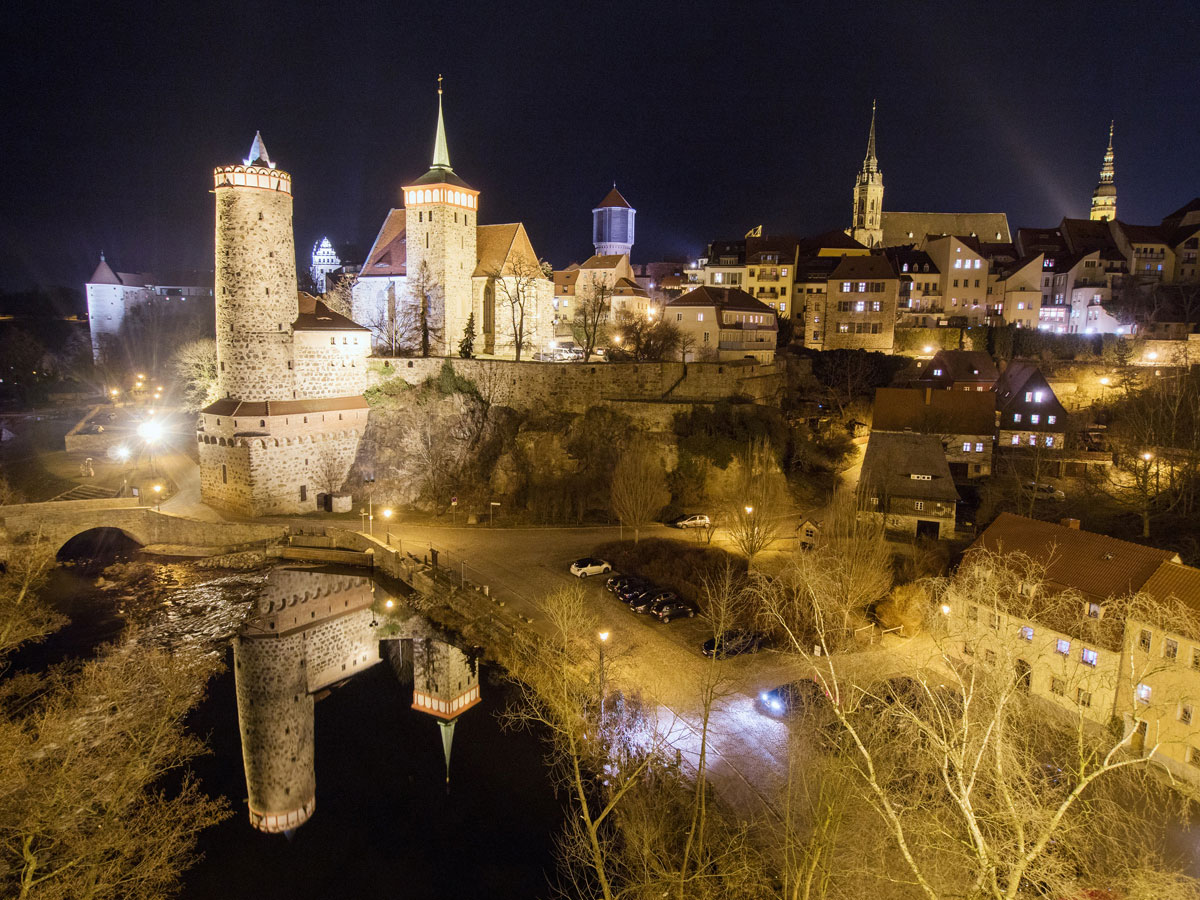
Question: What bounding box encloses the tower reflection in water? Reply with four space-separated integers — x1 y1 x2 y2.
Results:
233 567 481 834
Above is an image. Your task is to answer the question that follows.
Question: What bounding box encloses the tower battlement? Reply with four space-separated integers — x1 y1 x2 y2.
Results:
213 164 293 194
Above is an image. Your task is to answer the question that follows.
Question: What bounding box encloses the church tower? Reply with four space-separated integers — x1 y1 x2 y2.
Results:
592 185 635 257
1090 121 1117 222
850 101 884 248
213 133 297 401
403 78 479 356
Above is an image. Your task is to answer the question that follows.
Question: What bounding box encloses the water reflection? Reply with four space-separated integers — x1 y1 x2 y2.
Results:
233 568 481 835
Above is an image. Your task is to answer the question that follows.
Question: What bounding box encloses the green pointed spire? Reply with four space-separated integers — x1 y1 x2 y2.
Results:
432 75 451 170
864 99 878 170
439 718 456 787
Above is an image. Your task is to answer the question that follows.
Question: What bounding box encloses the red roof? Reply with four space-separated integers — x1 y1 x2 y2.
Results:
596 186 632 209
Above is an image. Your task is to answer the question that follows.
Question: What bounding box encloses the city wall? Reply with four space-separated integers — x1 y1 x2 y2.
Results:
367 356 790 414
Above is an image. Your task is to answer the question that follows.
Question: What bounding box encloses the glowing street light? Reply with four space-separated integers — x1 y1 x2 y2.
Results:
1099 377 1110 385
1142 452 1154 462
137 420 163 443
385 599 394 610
152 483 163 511
382 508 393 519
598 631 610 643
744 505 754 515
114 445 130 462
940 604 952 616
923 345 933 354
1148 351 1159 360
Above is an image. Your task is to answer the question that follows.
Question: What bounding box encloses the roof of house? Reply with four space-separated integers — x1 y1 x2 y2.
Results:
580 254 628 269
1162 197 1200 229
969 513 1178 603
1016 226 1069 257
202 395 370 418
474 222 543 278
553 270 579 296
595 186 632 209
667 285 777 317
830 254 897 280
1114 221 1169 245
860 432 960 502
613 276 649 297
360 209 407 277
992 360 1049 402
883 248 939 275
918 350 999 383
881 212 1011 247
796 229 869 256
1139 561 1200 622
87 257 122 285
873 387 996 435
294 293 369 331
1060 217 1119 254
992 253 1043 280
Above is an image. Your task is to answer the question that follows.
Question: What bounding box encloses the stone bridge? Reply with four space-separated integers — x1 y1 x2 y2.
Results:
0 498 287 558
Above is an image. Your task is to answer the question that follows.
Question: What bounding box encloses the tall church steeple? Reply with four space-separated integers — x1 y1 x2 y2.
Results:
1090 121 1117 222
850 100 885 247
432 74 451 171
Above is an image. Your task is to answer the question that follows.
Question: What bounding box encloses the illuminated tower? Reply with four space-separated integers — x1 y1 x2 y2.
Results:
411 639 481 785
1090 121 1117 222
403 77 479 356
592 185 636 257
212 132 297 401
850 100 884 248
310 236 341 293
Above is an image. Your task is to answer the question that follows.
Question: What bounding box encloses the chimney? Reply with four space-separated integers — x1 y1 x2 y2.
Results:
1061 518 1080 530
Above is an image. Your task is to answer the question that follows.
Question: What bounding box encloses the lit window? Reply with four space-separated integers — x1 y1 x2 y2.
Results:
697 313 704 321
1025 391 1033 402
1087 602 1101 618
1136 683 1151 704
975 442 983 452
1056 639 1070 655
1019 625 1033 641
1048 415 1056 424
1017 302 1025 310
855 301 865 312
1014 413 1022 423
974 259 981 269
1030 414 1040 424
1077 688 1092 707
1165 638 1178 660
962 442 972 452
1045 436 1054 447
932 368 943 375
1029 435 1037 446
954 259 962 269
1081 648 1098 667
1011 435 1019 445
1034 391 1045 402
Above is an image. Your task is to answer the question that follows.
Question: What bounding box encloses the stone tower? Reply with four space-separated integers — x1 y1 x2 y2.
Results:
850 101 884 248
310 236 341 293
592 185 636 257
403 78 479 356
213 132 298 401
411 638 482 785
1090 121 1117 222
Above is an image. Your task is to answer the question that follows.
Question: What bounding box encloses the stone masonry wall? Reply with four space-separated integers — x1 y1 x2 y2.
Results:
368 357 786 414
214 178 298 401
293 330 370 398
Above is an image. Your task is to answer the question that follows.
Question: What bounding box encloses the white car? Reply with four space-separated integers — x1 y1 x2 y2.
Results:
672 514 711 529
570 557 613 578
1025 481 1066 502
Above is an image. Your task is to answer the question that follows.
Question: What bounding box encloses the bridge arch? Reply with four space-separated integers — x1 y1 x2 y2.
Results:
57 526 144 560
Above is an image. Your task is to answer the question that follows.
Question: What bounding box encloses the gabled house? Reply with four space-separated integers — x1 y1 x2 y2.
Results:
992 362 1068 449
872 387 996 478
665 286 777 362
913 350 998 392
859 431 959 539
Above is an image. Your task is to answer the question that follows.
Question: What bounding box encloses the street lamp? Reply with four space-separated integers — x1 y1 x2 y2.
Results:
152 483 162 511
1142 451 1153 462
382 507 394 545
940 604 951 616
744 505 754 515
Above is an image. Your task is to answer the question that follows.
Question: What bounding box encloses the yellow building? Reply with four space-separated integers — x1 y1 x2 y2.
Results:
665 286 776 362
923 235 989 325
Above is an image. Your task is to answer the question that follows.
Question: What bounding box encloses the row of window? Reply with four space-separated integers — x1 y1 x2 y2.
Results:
406 188 475 209
837 322 882 334
1138 629 1200 668
839 281 887 293
836 300 884 312
953 258 982 269
960 442 986 452
1012 413 1056 424
952 279 982 288
1010 434 1055 446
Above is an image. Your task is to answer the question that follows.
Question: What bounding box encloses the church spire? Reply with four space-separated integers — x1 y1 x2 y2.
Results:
432 75 451 171
1090 120 1117 221
864 99 878 170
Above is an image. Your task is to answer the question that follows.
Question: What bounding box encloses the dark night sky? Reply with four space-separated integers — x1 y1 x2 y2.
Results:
2 0 1197 292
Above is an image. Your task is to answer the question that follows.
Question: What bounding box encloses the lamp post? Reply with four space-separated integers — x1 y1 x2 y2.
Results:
598 631 610 727
152 483 162 511
382 508 394 546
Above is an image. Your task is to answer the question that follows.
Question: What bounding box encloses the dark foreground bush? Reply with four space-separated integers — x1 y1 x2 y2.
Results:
593 537 747 613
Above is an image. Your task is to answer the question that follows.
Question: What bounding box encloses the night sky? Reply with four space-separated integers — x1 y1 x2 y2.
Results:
3 0 1197 292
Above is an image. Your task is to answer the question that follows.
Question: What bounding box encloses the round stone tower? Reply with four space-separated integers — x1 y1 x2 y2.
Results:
592 185 635 258
234 626 316 834
213 132 298 401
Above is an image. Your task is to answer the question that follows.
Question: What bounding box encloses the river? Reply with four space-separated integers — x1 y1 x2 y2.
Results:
34 545 563 900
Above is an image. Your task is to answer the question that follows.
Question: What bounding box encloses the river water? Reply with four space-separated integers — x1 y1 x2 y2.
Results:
35 550 562 900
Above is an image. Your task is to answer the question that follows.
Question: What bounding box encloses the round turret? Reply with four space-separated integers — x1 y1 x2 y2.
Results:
593 186 635 258
213 132 298 401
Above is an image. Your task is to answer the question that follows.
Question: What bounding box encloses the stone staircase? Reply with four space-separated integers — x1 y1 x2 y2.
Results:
52 484 120 502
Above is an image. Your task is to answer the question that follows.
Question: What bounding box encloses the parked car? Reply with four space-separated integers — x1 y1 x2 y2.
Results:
532 351 558 362
671 513 711 529
630 588 679 614
570 557 612 577
608 574 652 596
701 630 766 658
651 596 698 623
1025 481 1066 501
757 679 829 717
617 580 658 604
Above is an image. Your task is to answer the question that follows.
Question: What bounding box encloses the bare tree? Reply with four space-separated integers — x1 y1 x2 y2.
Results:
572 277 613 362
171 338 218 412
609 309 682 362
724 439 788 567
488 255 546 362
754 548 1200 899
403 260 444 357
321 271 355 319
312 441 348 496
364 282 404 356
609 443 670 542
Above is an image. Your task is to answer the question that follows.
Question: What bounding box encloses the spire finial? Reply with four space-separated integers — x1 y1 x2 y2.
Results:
432 77 451 170
1108 119 1114 149
100 250 105 262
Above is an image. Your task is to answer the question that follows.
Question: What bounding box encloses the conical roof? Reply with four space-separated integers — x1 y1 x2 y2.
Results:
244 131 275 169
596 185 633 209
409 77 473 190
862 100 879 171
88 254 121 285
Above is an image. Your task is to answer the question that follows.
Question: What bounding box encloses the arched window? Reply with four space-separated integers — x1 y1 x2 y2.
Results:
424 189 432 203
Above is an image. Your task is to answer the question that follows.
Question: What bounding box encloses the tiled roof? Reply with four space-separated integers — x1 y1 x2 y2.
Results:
860 432 959 502
1139 561 1200 620
596 187 632 209
361 209 407 276
1162 198 1200 229
1060 217 1119 254
1115 221 1169 245
580 254 628 269
202 395 369 417
918 351 999 384
294 294 369 331
881 212 1011 247
969 513 1177 603
872 387 995 435
88 258 121 285
667 286 777 317
613 276 648 297
553 270 579 296
830 254 897 280
795 229 868 256
474 223 543 278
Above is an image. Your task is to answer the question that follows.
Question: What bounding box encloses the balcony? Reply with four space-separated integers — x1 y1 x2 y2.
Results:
719 337 772 351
